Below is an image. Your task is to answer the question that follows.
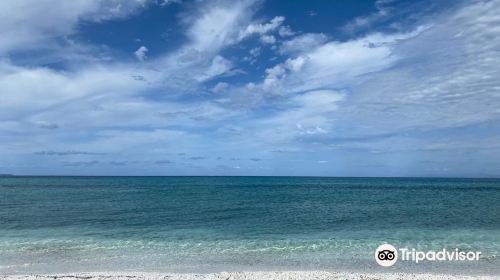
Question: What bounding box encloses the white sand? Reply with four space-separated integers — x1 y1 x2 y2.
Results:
0 271 497 280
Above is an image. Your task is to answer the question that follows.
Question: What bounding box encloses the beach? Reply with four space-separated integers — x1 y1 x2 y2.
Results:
2 0 500 277
1 271 498 280
1 177 499 277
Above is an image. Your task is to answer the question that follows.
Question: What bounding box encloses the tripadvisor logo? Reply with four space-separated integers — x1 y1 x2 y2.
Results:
375 244 398 267
375 243 481 267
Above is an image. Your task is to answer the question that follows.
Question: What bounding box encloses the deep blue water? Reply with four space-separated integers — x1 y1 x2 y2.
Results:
0 176 499 274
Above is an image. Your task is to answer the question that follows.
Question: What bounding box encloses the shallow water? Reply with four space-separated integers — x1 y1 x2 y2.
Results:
0 176 499 274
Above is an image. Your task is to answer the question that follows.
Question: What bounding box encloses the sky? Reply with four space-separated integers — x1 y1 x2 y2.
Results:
1 0 500 177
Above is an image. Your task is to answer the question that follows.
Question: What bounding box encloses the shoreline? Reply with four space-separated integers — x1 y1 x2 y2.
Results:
1 271 498 280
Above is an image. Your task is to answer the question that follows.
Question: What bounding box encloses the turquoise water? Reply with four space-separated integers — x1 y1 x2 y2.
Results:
0 176 499 274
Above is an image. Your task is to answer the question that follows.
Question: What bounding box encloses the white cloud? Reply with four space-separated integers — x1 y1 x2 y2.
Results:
0 0 271 174
0 0 150 54
134 46 148 61
2 0 500 176
259 34 276 44
159 0 181 6
278 26 295 37
187 1 255 52
216 1 500 163
237 0 500 166
237 16 285 41
261 28 424 94
342 0 392 33
249 47 261 57
246 90 345 144
338 0 500 133
291 90 345 109
194 55 234 82
0 61 149 119
279 33 328 54
153 1 258 85
0 0 259 121
212 82 229 93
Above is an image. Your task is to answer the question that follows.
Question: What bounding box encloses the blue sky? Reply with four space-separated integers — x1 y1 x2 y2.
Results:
1 0 500 177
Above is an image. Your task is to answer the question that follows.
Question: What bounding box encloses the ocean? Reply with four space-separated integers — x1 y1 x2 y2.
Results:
0 176 499 274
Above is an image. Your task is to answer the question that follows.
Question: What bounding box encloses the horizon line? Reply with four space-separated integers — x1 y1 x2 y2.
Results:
1 174 499 180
